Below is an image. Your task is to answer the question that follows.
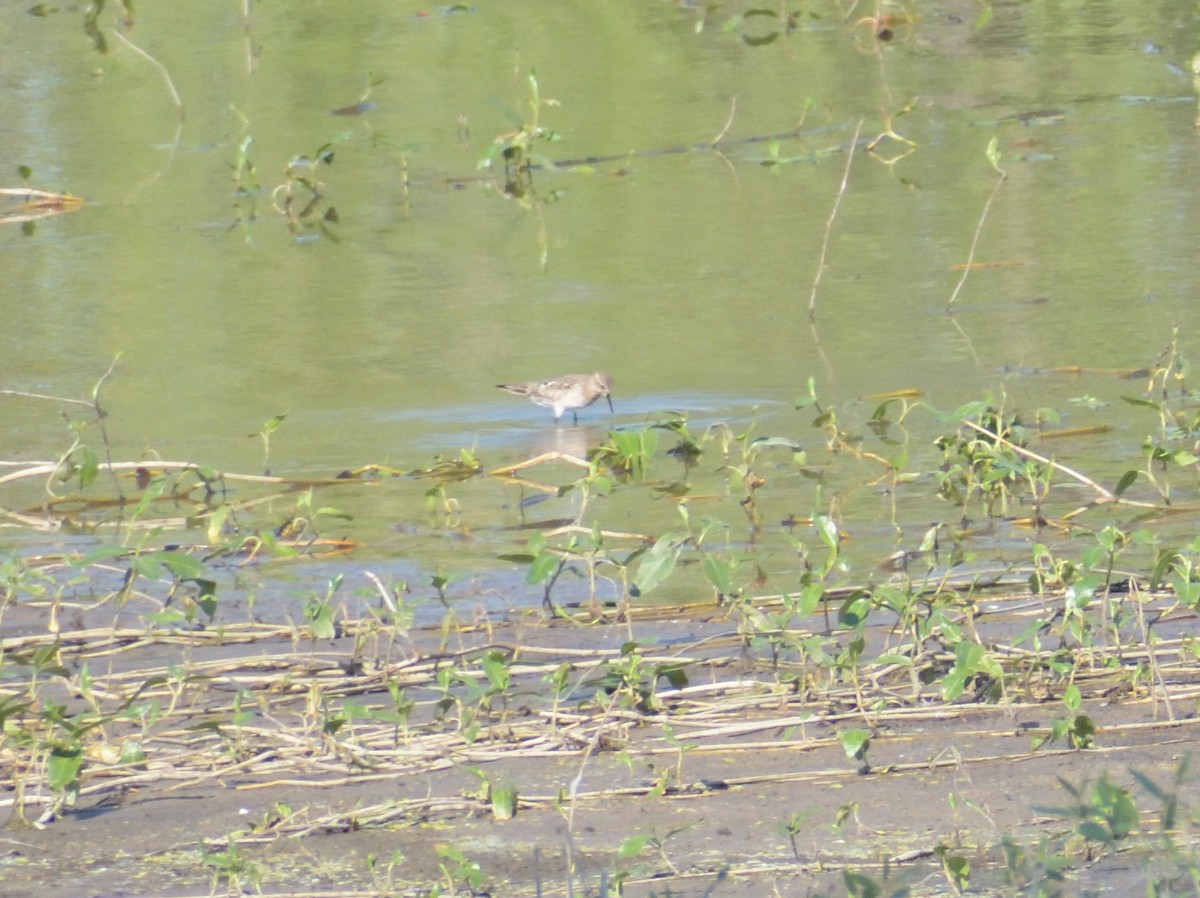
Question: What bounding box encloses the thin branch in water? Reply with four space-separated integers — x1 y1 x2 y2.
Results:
710 97 737 146
109 28 184 120
0 389 93 408
90 355 123 501
946 137 1006 307
808 119 863 319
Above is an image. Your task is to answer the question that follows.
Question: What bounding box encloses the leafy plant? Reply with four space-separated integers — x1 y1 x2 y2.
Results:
480 69 563 200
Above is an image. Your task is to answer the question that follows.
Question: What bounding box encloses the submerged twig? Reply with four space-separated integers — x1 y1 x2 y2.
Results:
110 28 184 119
489 451 592 477
947 138 1005 307
808 119 863 319
710 97 737 146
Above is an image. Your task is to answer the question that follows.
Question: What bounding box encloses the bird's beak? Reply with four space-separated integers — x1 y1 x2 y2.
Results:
606 394 614 414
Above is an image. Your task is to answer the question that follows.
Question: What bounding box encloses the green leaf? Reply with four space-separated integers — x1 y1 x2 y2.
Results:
616 834 648 859
633 532 686 594
131 553 163 581
750 436 803 452
526 552 560 585
48 746 83 791
132 476 166 518
306 600 335 639
194 585 219 620
814 515 839 551
1120 395 1161 410
701 553 734 594
943 853 970 890
842 871 881 898
1063 683 1081 712
491 783 517 821
77 445 99 488
481 652 510 691
1070 714 1095 749
120 740 146 764
71 545 129 567
143 609 188 627
985 136 1001 172
794 582 824 615
839 728 870 761
158 552 203 580
1113 470 1137 496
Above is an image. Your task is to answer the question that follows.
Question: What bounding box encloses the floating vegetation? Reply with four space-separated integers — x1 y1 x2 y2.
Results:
4 336 1200 893
0 185 86 228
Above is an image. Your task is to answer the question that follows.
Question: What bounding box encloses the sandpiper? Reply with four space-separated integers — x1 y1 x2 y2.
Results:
497 371 614 424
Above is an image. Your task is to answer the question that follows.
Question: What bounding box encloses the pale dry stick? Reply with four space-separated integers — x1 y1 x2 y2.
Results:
108 30 184 205
710 142 743 196
541 522 652 543
944 310 984 369
808 118 864 318
0 189 86 226
1131 580 1175 722
241 0 257 76
489 451 591 477
0 459 336 491
109 28 184 119
710 96 738 145
563 689 628 837
88 355 122 496
959 418 1159 513
0 188 83 202
946 141 1005 307
0 389 90 408
363 570 398 615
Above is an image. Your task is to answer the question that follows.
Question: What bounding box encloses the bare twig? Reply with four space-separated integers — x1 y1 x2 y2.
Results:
109 28 184 119
0 459 339 490
91 355 122 498
809 119 863 318
947 139 1006 307
710 97 737 146
0 389 92 407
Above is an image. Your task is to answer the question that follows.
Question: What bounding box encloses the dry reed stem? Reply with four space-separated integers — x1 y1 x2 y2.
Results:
0 460 341 490
489 451 591 476
946 164 1004 307
109 28 184 118
808 119 863 318
710 96 737 145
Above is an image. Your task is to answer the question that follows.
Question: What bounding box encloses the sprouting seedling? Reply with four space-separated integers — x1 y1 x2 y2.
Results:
781 810 817 863
435 843 485 895
250 413 286 475
366 850 405 897
662 721 698 789
480 69 563 198
934 844 971 893
200 834 263 896
230 133 258 195
840 728 872 774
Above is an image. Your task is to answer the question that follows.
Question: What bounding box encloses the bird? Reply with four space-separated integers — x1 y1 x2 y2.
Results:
496 372 614 424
